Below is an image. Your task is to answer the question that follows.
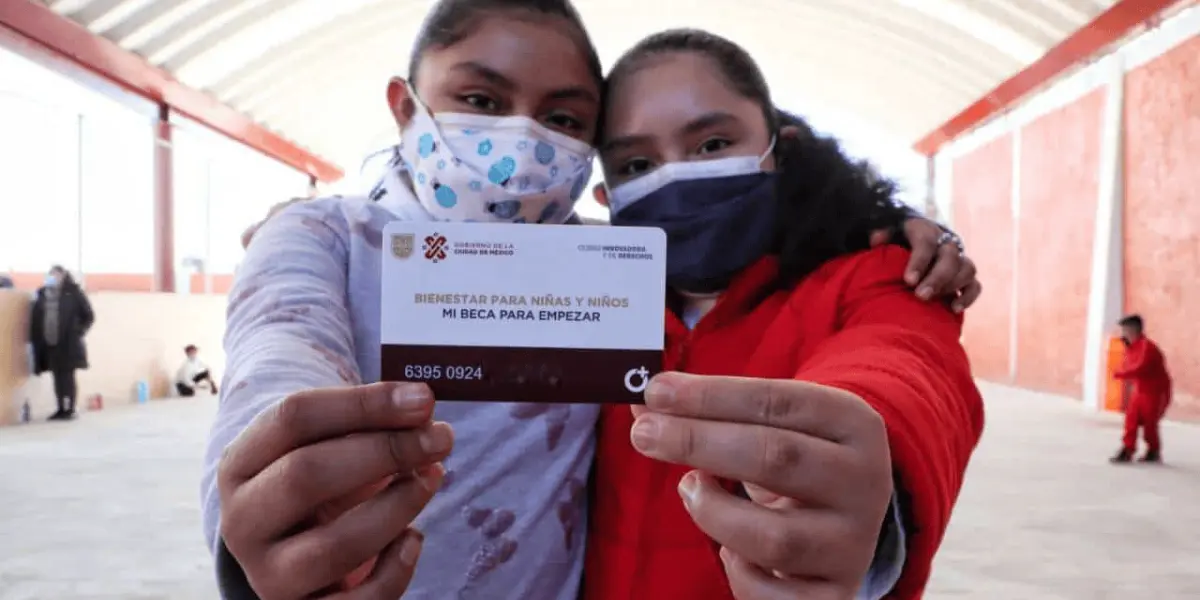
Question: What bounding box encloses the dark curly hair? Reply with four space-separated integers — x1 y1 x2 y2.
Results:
603 29 911 293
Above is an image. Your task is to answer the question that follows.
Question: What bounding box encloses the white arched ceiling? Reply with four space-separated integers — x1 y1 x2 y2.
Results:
42 0 1120 172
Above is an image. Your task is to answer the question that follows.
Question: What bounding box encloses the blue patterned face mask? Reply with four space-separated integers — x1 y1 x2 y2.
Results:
395 89 595 224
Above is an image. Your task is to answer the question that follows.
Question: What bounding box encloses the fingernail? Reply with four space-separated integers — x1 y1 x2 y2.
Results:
677 471 699 507
629 416 660 453
419 423 453 454
645 375 676 407
417 463 445 493
917 286 933 300
399 530 424 566
718 546 733 566
906 272 919 285
393 384 431 411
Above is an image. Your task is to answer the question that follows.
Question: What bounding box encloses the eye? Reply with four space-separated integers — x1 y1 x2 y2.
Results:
460 93 500 112
545 112 584 133
616 157 653 177
697 137 732 155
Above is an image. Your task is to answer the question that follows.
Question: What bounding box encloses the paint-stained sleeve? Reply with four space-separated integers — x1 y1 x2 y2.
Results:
793 246 985 600
199 200 362 557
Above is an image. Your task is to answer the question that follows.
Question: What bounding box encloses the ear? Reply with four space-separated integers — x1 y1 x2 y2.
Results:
779 125 802 139
387 78 416 129
591 183 609 207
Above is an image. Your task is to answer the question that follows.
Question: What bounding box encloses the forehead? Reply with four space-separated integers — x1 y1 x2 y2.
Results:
604 52 756 136
415 15 597 94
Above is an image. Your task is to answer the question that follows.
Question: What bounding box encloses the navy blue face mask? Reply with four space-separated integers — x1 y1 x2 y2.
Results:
607 154 778 293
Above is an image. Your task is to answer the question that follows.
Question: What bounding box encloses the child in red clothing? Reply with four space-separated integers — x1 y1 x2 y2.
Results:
1111 314 1172 464
586 28 984 600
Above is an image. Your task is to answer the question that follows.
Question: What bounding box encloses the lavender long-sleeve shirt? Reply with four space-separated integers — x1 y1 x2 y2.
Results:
202 196 597 599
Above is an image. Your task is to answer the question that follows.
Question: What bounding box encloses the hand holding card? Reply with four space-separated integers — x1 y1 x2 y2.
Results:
380 222 667 403
217 382 452 598
627 373 893 598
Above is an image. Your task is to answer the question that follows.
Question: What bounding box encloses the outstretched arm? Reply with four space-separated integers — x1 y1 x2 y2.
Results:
794 246 985 599
202 201 361 550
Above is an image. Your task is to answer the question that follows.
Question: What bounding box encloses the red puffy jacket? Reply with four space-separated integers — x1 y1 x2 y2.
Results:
585 247 985 600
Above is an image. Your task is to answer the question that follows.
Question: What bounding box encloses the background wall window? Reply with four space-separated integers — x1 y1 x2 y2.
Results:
171 116 310 293
0 92 81 277
79 107 156 280
1 46 310 293
0 46 156 290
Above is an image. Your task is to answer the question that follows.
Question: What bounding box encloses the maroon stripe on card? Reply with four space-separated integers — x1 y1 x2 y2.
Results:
381 345 663 404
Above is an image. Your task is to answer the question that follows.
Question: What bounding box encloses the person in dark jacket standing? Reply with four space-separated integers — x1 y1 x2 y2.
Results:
29 265 94 420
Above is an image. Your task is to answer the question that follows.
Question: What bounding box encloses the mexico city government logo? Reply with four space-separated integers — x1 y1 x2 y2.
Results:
423 233 448 263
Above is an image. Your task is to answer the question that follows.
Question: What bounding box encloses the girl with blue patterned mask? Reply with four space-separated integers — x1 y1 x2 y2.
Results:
208 2 612 599
373 5 601 225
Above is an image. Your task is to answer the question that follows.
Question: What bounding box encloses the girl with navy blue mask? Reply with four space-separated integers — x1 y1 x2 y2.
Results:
585 29 984 600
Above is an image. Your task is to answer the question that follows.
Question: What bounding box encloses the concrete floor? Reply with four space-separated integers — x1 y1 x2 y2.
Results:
0 383 1197 600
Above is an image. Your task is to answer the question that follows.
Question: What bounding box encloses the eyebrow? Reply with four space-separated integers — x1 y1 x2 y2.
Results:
547 86 599 104
449 61 598 104
600 110 739 153
449 61 517 90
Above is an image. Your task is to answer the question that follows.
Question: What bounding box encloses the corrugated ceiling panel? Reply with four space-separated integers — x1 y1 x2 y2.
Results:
42 0 1119 169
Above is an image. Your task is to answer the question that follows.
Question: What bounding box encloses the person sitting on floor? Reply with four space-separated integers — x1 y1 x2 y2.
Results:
175 345 218 397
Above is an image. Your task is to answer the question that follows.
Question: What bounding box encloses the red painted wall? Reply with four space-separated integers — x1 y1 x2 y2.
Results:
189 274 235 295
9 273 154 292
1124 34 1200 417
9 272 233 294
952 135 1015 382
1013 90 1105 397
